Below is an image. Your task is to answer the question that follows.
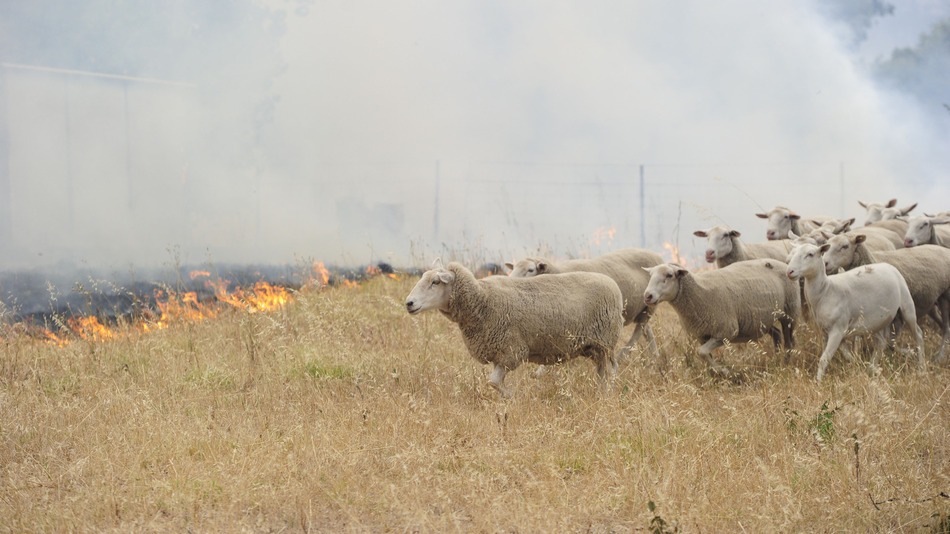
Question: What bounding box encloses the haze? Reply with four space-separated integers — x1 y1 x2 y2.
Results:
1 0 947 273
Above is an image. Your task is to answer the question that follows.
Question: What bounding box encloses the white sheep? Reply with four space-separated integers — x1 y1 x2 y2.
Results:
755 206 831 240
504 248 663 358
904 215 950 248
405 260 624 397
859 198 917 225
786 243 925 381
694 226 795 268
642 259 800 377
822 233 950 361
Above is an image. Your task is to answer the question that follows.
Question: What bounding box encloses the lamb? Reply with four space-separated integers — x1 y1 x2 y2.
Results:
504 248 663 358
822 233 950 361
755 206 831 240
904 215 950 248
405 260 624 397
642 259 800 377
786 243 925 381
694 226 795 268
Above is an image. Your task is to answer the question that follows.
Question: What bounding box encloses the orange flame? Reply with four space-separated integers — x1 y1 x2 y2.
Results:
592 226 617 247
67 316 116 341
189 270 211 280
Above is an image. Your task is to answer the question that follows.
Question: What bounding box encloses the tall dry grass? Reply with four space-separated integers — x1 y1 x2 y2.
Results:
1 274 949 532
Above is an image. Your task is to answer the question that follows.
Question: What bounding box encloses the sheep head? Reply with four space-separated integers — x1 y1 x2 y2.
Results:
643 263 688 305
694 226 739 263
859 198 897 225
904 216 950 247
405 266 455 315
821 233 866 274
506 258 543 277
786 243 831 281
756 206 800 240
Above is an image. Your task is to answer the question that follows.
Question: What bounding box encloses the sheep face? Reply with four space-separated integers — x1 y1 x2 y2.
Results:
643 264 687 305
786 243 830 281
904 216 948 247
756 207 800 240
506 258 542 277
405 268 455 314
858 198 897 225
821 234 866 274
694 226 739 263
880 203 917 221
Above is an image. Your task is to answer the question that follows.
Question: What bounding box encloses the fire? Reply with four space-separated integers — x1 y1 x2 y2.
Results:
312 261 330 287
663 241 685 265
149 289 219 330
31 259 399 346
189 270 211 280
592 226 617 247
67 316 117 341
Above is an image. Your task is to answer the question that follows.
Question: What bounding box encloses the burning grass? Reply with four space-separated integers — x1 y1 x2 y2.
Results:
1 273 950 532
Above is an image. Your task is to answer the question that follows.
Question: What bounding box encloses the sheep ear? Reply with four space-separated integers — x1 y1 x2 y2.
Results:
820 230 832 239
901 203 918 215
504 262 514 271
729 230 741 238
934 218 950 226
789 213 801 221
819 243 831 254
693 230 708 238
432 258 444 270
674 266 689 278
536 262 548 273
755 212 768 219
854 234 867 244
886 198 897 208
437 271 455 284
858 200 869 209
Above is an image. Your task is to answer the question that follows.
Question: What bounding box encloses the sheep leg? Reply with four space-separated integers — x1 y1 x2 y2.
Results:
936 297 950 364
623 323 644 354
697 338 731 378
816 329 846 382
781 317 795 360
839 341 862 366
868 332 886 377
591 348 617 394
488 364 511 398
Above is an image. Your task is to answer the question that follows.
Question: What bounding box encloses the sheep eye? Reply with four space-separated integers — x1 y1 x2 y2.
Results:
431 279 440 285
665 273 673 279
806 253 813 258
842 245 848 250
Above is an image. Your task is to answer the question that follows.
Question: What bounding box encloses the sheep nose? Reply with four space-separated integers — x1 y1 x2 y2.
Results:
767 231 775 240
405 300 414 310
904 239 914 247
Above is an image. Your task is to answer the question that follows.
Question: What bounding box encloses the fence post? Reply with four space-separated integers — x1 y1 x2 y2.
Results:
639 164 646 248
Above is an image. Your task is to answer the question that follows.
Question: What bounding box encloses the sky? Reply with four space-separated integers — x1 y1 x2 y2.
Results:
1 0 948 271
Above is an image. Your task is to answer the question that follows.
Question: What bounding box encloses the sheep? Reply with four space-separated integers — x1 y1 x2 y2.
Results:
785 243 925 381
822 233 950 361
859 198 917 225
755 206 832 240
405 260 624 397
504 248 663 358
904 215 950 248
642 259 800 377
694 226 795 268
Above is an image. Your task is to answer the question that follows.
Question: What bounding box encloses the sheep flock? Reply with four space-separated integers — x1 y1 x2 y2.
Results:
407 198 950 396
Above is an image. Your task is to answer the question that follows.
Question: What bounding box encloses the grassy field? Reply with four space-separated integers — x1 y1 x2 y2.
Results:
2 272 949 532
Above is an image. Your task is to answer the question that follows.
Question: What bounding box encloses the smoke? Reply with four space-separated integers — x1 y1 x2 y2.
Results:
0 0 947 273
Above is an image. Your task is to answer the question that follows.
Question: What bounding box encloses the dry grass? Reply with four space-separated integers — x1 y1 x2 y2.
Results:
2 274 950 532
